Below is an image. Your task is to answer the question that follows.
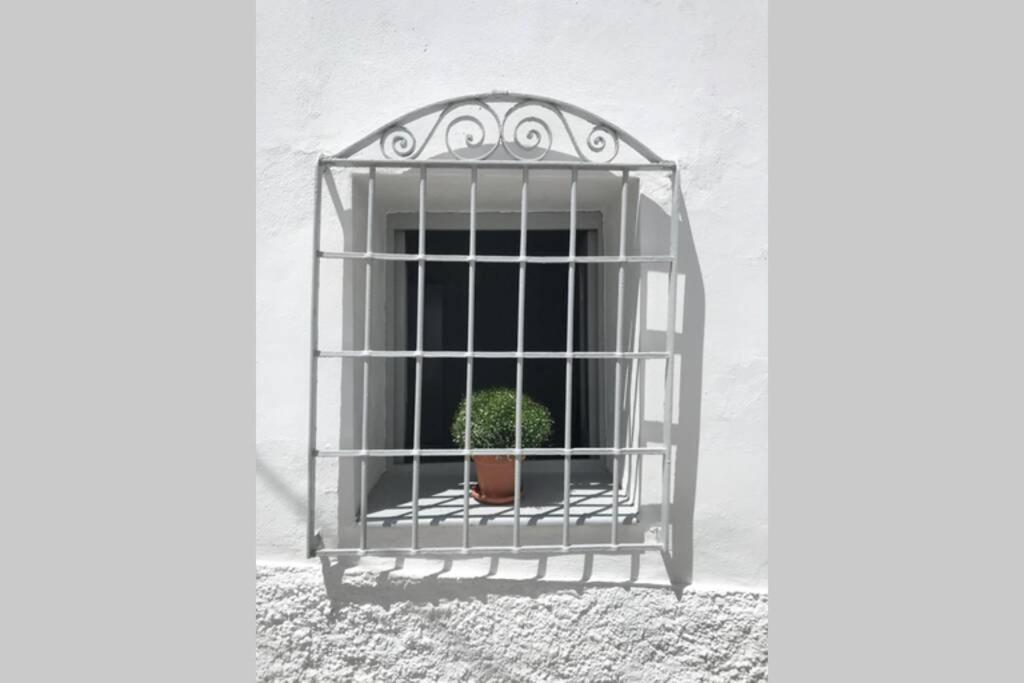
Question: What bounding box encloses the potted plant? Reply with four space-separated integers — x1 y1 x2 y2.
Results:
450 387 554 504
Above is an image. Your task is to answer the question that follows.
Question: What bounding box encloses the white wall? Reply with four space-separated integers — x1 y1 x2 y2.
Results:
258 562 768 681
257 0 767 589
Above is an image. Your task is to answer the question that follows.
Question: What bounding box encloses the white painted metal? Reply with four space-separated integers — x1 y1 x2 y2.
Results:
411 168 426 550
307 165 323 558
359 168 375 551
463 169 477 549
317 542 662 557
328 92 667 164
611 171 628 547
318 446 666 458
322 159 672 171
319 251 671 264
661 168 680 549
562 169 577 548
319 350 668 360
513 169 528 549
308 99 680 557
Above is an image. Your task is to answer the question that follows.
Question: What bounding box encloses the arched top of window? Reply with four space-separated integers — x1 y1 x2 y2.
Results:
329 91 666 164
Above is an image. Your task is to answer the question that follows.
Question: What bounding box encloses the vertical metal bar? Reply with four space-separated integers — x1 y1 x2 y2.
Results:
412 167 426 550
661 166 680 550
562 169 577 548
612 170 628 546
513 168 528 549
359 167 375 551
306 161 323 558
463 169 477 550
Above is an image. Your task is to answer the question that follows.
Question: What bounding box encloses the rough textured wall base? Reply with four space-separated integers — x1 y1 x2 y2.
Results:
257 562 768 682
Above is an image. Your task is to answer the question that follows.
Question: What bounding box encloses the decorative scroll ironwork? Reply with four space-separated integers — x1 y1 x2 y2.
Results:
332 92 663 163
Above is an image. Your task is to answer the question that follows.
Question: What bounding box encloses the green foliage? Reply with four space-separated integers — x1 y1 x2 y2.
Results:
450 387 554 453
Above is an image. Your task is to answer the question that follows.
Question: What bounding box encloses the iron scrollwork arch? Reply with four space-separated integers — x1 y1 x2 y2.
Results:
334 92 663 164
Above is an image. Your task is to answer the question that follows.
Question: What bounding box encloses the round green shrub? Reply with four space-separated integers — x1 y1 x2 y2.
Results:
450 387 554 453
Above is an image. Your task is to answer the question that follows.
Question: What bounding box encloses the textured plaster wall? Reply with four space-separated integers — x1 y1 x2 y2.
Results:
257 562 768 682
256 0 767 588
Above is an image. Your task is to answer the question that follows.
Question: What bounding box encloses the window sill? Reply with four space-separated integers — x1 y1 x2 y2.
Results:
362 459 640 528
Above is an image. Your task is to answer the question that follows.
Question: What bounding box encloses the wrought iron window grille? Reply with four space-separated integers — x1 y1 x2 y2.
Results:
308 93 680 558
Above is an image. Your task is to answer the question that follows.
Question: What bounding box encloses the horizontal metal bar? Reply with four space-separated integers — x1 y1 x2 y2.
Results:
316 446 666 458
319 251 672 264
317 542 664 557
318 350 668 360
320 158 675 172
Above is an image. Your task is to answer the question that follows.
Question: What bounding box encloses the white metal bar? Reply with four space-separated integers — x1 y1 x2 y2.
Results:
661 166 680 551
611 170 628 547
562 169 577 548
318 350 668 360
318 542 663 557
321 158 675 171
317 446 666 458
513 168 527 549
319 251 672 264
463 168 477 550
411 167 426 550
358 168 375 551
306 162 323 558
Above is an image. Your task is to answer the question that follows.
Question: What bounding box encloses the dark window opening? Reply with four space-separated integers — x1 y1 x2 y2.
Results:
404 229 591 458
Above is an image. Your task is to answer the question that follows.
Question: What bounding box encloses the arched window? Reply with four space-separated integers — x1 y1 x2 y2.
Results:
308 93 681 558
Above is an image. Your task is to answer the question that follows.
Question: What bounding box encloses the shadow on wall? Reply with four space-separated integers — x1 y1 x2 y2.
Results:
607 188 704 587
572 185 704 588
257 452 305 518
642 190 705 587
318 548 682 604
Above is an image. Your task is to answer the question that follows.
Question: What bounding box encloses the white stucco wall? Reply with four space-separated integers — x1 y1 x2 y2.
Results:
257 562 767 682
257 0 767 592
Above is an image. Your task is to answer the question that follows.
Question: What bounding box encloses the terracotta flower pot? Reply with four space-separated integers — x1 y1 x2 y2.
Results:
471 455 521 504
